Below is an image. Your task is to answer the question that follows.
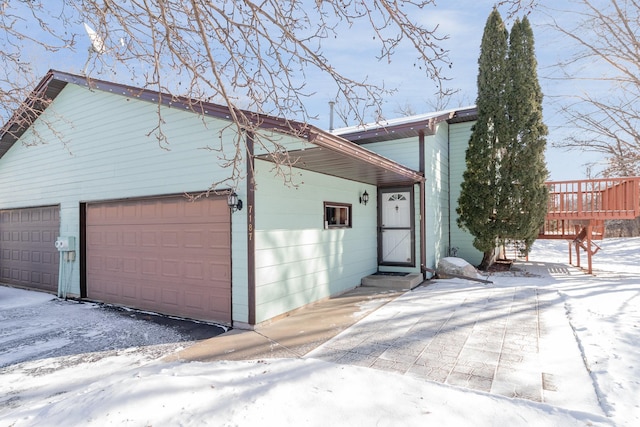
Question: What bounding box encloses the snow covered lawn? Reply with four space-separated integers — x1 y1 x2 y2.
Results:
1 238 638 426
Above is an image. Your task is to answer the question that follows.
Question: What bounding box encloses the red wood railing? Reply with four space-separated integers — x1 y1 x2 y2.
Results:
545 178 640 221
538 177 640 273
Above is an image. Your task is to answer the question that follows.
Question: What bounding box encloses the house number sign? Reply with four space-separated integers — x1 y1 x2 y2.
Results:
248 204 254 241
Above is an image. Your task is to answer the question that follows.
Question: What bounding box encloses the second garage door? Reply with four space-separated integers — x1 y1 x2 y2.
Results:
86 195 231 324
0 206 60 292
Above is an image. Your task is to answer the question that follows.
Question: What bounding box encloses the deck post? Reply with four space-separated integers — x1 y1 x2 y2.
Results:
586 223 593 274
542 177 640 274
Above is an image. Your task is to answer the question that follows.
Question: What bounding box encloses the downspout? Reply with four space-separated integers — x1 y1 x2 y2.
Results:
447 122 452 256
418 131 427 279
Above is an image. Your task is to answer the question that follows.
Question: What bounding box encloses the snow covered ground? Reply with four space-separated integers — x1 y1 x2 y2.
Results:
0 238 638 426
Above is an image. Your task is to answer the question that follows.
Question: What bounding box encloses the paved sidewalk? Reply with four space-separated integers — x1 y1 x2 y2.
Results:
167 286 404 362
171 261 602 415
306 262 603 415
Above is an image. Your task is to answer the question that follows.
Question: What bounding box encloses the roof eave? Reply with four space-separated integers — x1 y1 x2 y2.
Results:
336 106 478 144
0 70 424 187
0 70 316 159
256 127 424 187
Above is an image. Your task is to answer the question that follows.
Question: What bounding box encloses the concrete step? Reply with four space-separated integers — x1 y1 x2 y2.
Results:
361 273 424 291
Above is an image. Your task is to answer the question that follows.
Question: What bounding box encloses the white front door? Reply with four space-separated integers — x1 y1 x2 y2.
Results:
380 190 414 264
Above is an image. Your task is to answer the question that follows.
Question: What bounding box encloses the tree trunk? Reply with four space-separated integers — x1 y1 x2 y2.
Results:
478 250 496 271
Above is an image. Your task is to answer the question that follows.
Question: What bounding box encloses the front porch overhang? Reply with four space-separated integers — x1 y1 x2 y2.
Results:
255 130 424 187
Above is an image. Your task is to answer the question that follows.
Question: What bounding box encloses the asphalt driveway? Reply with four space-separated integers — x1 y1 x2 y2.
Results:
0 285 225 369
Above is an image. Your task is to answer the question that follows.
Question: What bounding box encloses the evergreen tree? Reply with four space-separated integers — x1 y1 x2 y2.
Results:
457 8 509 270
503 17 548 251
457 11 548 269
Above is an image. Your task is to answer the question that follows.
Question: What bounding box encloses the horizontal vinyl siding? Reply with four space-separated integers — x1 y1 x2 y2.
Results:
0 84 250 323
0 86 241 203
358 137 419 171
251 131 312 156
254 159 377 323
423 123 450 272
448 121 483 266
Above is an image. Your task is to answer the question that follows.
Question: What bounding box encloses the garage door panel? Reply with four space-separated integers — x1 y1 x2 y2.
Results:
30 271 40 282
142 258 158 275
44 252 55 264
211 295 231 313
87 196 231 323
184 292 206 311
161 259 181 277
161 288 179 306
184 230 205 248
42 272 51 286
123 258 137 274
92 278 120 299
105 230 119 246
0 206 60 292
88 231 103 246
123 232 138 246
122 284 137 299
184 261 205 280
140 286 157 302
161 231 180 248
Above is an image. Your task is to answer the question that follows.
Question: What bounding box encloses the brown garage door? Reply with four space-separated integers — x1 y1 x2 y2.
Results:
0 206 60 292
86 195 231 324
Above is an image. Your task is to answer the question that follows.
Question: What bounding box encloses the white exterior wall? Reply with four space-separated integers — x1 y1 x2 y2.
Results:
253 160 377 324
448 121 483 266
0 84 251 323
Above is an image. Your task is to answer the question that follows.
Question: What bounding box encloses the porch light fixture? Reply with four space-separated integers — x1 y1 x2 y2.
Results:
227 191 243 212
359 190 369 206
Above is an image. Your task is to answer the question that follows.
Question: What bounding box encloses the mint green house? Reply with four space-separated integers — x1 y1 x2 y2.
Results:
0 70 480 328
333 110 483 272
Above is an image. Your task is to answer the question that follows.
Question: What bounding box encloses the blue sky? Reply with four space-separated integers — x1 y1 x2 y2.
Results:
19 0 605 181
298 0 605 181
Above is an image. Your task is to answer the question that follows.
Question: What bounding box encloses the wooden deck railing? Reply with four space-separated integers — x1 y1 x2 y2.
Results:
545 177 640 220
538 177 640 273
539 218 605 240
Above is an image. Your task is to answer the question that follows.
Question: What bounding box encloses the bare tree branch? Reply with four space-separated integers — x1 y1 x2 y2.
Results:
1 0 535 190
547 0 640 177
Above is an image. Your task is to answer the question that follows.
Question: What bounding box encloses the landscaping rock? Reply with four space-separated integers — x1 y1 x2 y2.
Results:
436 257 480 279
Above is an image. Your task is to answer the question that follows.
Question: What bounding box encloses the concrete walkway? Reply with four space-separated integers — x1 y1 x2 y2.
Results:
167 286 404 362
171 262 603 415
306 262 602 415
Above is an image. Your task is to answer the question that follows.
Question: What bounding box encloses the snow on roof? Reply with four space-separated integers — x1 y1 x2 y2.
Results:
331 105 476 136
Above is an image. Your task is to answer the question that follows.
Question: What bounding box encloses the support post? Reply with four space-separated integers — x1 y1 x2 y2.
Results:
586 223 593 274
